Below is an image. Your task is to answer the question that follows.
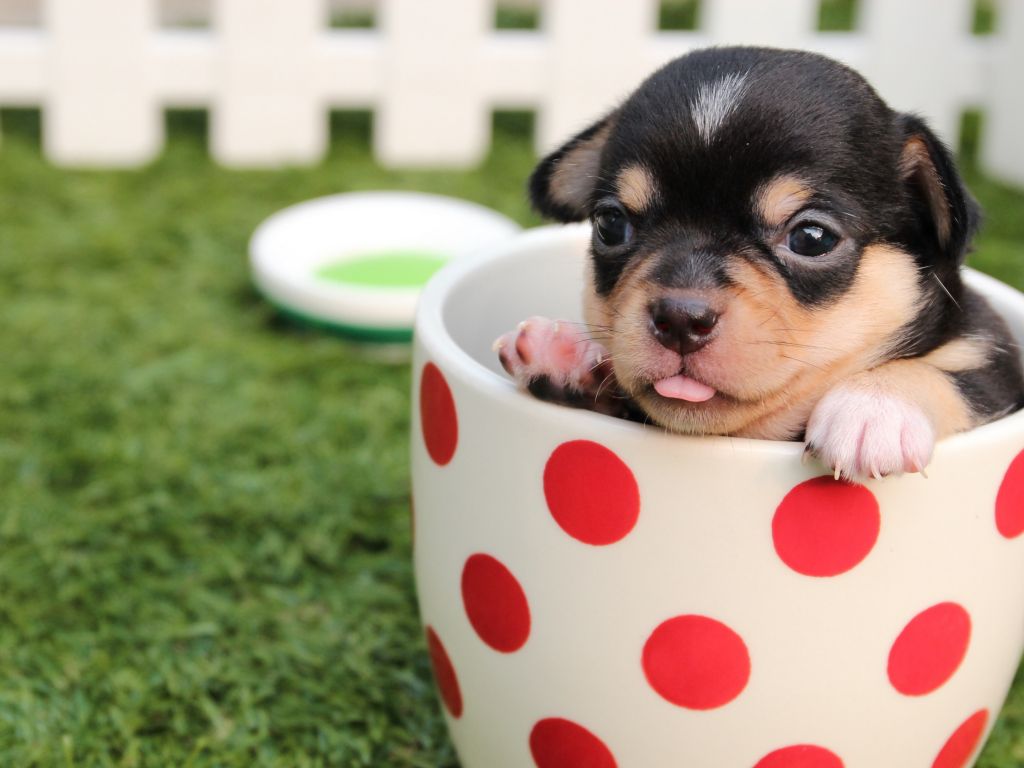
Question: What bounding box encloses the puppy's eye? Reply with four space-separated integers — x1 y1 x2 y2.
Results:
594 205 633 247
787 223 840 257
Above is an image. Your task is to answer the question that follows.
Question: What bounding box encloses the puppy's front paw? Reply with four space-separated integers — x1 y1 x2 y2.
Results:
494 316 611 405
805 384 935 481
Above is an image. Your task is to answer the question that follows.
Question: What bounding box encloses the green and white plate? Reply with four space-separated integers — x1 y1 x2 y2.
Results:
249 191 521 342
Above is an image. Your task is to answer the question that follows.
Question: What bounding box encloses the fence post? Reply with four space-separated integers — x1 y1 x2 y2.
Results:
0 0 1017 177
375 0 489 168
45 0 160 165
212 0 327 166
982 0 1024 186
860 0 974 144
0 25 46 154
703 0 817 47
538 0 658 153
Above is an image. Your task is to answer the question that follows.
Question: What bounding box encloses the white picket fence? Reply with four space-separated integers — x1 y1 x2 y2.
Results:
0 0 1022 185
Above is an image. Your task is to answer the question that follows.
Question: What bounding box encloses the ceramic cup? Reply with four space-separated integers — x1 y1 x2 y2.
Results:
411 224 1024 768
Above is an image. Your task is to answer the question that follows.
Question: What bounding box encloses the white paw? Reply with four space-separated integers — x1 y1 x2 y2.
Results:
805 384 935 481
494 316 609 394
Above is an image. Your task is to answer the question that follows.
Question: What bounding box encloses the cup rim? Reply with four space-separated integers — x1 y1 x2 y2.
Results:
415 223 1024 457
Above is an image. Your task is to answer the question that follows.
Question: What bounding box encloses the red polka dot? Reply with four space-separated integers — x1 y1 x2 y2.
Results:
425 626 462 718
420 363 457 466
932 709 989 768
754 744 845 768
642 614 750 710
888 602 971 696
529 718 617 768
543 440 639 545
996 450 1024 539
772 476 880 577
461 553 531 652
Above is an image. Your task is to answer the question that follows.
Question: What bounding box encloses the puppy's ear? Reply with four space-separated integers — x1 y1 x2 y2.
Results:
529 112 617 222
898 114 980 265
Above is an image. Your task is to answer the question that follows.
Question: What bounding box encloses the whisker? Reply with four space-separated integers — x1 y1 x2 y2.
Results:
568 321 614 332
779 353 829 373
746 339 843 353
738 287 779 302
931 271 962 311
757 308 782 329
595 370 618 400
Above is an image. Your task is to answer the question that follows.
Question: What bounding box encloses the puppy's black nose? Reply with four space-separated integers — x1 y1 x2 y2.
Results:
649 297 719 355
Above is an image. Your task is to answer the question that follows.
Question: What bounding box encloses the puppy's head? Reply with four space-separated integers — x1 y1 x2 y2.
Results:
531 47 979 438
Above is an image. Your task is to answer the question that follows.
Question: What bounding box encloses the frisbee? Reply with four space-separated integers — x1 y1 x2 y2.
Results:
249 191 521 341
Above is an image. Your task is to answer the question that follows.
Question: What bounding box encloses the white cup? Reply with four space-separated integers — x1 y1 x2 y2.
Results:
412 224 1024 768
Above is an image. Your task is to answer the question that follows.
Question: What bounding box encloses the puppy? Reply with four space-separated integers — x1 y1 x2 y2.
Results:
495 47 1024 480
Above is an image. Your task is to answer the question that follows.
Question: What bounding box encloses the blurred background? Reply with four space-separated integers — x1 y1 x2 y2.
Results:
0 0 1022 765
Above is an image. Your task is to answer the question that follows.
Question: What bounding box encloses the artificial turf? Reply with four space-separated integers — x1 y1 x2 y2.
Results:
1 107 1022 767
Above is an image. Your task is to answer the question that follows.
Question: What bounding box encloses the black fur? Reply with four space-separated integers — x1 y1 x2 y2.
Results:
528 115 616 223
534 49 908 302
527 46 1023 430
949 291 1024 419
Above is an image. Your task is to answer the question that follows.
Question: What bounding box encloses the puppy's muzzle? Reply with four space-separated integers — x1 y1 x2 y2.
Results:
649 296 719 355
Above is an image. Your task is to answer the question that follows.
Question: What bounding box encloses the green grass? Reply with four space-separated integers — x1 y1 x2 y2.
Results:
818 0 858 32
494 4 540 30
815 0 997 35
328 9 375 30
1 105 1023 767
0 109 535 767
659 0 701 31
974 0 997 35
959 110 1024 291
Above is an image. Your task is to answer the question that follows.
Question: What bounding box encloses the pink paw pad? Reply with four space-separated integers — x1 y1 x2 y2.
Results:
806 386 935 480
494 316 609 393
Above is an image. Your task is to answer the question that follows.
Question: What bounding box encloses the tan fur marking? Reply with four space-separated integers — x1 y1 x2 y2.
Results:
582 260 612 331
921 336 991 373
616 164 659 214
725 244 924 437
602 243 925 439
757 176 811 228
837 359 973 437
612 281 666 381
900 137 951 244
549 122 614 214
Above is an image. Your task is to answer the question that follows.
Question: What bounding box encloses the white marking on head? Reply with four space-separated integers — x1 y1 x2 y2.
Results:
691 72 748 144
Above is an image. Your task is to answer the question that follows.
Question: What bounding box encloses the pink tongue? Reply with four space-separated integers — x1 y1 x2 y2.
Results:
654 374 717 402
